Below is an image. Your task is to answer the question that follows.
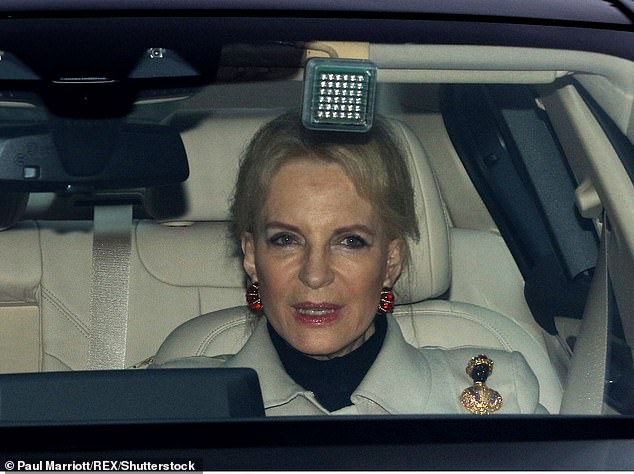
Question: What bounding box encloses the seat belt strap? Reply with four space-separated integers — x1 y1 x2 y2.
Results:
89 204 133 370
559 213 610 414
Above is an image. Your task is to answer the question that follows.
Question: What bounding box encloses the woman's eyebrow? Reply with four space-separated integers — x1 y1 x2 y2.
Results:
264 222 376 236
333 225 376 236
264 221 302 233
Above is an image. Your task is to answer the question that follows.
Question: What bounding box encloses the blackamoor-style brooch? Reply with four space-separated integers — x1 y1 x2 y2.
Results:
460 354 503 415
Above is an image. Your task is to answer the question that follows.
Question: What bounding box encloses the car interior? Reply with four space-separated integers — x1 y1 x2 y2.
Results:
0 38 633 422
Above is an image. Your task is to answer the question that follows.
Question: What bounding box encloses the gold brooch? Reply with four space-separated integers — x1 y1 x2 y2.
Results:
460 354 503 415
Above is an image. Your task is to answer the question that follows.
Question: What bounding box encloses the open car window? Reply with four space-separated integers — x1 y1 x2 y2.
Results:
0 2 634 470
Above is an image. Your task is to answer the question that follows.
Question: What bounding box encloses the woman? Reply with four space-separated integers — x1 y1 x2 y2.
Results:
157 113 545 415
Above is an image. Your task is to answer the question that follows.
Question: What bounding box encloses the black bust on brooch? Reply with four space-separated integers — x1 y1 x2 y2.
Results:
460 354 503 415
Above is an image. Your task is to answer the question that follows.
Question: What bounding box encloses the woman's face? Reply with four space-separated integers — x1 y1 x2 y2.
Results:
241 158 404 359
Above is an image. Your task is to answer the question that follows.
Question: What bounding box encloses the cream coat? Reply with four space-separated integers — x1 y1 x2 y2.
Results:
155 315 546 415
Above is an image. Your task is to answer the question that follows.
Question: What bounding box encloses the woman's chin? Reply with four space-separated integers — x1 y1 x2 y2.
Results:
281 315 375 359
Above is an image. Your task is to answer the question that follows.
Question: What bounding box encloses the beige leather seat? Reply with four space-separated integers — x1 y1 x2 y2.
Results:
0 113 273 373
0 192 40 373
0 110 288 373
153 112 563 413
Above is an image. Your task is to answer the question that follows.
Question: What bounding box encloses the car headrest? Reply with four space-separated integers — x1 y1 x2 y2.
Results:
146 110 450 303
146 109 288 223
390 118 450 302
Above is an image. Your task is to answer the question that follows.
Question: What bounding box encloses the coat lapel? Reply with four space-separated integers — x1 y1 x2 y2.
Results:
223 317 311 410
351 316 432 414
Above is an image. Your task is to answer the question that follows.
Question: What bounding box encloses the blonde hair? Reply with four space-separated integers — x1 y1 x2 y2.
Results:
231 112 419 260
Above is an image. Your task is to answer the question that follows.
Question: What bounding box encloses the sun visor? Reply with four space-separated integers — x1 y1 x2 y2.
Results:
0 122 188 192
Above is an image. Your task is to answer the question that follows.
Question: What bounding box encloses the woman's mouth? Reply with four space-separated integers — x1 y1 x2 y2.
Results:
293 303 342 326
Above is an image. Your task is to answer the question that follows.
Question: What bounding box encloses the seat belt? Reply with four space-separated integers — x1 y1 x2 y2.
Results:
559 213 610 414
89 204 133 370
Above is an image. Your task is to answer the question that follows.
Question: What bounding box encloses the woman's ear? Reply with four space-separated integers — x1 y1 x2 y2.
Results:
241 232 258 282
383 238 405 288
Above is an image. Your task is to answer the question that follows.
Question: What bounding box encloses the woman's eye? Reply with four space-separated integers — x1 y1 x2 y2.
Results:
341 235 368 249
269 233 296 246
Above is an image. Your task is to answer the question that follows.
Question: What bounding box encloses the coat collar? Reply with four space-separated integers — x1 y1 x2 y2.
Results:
224 315 433 414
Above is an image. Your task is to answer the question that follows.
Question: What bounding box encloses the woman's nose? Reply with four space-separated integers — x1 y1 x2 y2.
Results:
298 245 335 289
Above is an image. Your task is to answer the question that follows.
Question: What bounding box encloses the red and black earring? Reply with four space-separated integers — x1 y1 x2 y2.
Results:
378 287 395 314
246 282 263 312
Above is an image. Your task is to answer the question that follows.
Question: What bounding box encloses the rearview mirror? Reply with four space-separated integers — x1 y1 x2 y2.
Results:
0 122 189 192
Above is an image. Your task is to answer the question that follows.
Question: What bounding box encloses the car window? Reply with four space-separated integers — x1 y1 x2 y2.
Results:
0 5 634 469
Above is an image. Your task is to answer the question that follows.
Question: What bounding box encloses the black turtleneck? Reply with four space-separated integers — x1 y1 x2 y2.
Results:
267 315 387 412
